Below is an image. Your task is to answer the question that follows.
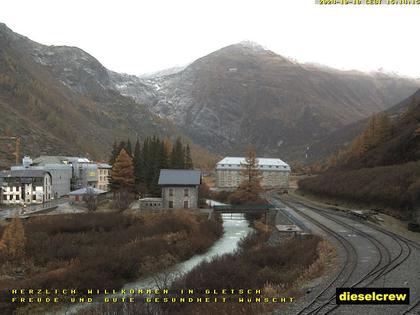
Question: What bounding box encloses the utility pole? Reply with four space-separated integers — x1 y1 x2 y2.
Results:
0 136 21 165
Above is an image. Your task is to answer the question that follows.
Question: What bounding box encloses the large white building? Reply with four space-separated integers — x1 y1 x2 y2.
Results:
215 157 291 190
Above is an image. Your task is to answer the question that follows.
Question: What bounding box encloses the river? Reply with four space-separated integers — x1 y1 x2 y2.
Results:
57 211 253 314
122 213 253 289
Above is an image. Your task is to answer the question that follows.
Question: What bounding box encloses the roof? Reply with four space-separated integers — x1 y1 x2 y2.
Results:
66 157 91 163
96 163 112 169
0 170 50 178
12 164 72 171
33 155 68 165
69 187 106 195
216 156 291 171
33 156 92 165
139 198 163 202
158 169 201 186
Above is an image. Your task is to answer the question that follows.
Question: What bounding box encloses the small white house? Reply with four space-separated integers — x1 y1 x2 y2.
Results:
0 170 52 205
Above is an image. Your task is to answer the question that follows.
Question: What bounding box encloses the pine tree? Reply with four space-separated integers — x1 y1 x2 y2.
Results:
159 141 169 169
126 138 133 157
109 141 118 165
133 138 142 189
117 140 126 156
2 216 26 261
185 144 193 169
141 137 150 184
110 149 135 192
170 138 185 169
163 138 172 157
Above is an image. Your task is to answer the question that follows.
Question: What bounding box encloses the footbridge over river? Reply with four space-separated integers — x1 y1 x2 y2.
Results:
211 204 276 222
211 203 306 237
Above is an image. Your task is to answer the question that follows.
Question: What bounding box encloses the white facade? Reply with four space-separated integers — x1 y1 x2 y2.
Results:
97 163 111 191
215 157 291 190
0 172 52 205
12 163 72 198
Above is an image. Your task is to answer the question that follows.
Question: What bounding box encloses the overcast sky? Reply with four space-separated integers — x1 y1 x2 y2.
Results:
2 0 420 77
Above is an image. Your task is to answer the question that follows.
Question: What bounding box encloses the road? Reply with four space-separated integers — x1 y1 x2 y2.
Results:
268 192 420 315
0 198 69 219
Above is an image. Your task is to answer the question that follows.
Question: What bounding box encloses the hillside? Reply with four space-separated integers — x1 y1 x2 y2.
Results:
1 23 419 169
0 23 176 168
112 41 419 160
301 89 420 163
299 91 420 218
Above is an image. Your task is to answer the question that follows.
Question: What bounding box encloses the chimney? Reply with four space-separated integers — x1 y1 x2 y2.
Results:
22 156 33 168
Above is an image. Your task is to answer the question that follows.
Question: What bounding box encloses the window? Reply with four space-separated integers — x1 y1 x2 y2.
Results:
184 188 189 197
33 195 36 201
169 188 174 197
16 195 20 200
183 200 189 209
168 201 174 209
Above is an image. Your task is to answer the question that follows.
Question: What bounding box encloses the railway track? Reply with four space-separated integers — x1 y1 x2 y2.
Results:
286 198 420 315
270 194 419 315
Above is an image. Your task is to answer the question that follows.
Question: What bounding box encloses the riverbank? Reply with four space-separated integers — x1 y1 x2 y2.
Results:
163 230 328 315
81 223 332 315
0 210 223 315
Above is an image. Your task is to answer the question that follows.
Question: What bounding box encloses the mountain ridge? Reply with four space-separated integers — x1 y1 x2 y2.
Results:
1 22 419 168
112 41 419 161
0 23 177 168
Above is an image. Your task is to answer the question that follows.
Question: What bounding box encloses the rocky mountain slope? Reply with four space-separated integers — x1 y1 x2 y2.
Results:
0 23 176 168
111 42 419 161
1 23 419 168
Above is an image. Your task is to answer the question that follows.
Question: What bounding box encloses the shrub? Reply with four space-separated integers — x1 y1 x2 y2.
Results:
299 161 420 218
0 211 223 314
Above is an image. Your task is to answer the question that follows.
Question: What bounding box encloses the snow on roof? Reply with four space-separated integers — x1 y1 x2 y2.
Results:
216 157 290 171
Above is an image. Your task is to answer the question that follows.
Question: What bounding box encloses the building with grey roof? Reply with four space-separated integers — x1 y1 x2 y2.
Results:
158 169 201 209
12 156 72 198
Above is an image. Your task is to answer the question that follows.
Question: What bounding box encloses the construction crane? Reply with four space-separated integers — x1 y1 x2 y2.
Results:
0 136 21 165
